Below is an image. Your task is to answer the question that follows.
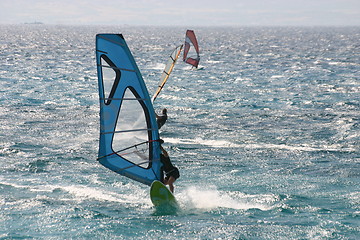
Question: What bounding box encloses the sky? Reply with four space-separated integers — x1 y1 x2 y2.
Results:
0 0 359 26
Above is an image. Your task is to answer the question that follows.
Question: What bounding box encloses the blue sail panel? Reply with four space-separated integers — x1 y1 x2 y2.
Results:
96 34 162 186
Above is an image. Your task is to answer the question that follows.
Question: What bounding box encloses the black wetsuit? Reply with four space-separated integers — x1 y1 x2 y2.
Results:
160 154 180 180
157 113 167 129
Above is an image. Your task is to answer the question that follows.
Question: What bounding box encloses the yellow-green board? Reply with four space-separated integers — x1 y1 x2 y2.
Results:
150 180 178 207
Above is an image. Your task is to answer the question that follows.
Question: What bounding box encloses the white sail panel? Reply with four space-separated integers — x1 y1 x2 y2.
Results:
152 45 183 102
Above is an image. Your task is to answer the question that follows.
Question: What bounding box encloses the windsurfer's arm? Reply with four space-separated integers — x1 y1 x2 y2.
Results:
160 146 169 157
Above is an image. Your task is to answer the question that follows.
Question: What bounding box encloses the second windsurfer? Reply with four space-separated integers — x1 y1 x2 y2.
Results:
156 108 167 129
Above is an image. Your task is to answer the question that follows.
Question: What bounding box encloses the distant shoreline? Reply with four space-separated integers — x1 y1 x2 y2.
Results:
24 22 44 25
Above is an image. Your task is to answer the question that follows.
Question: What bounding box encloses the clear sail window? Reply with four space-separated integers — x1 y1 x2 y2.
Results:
112 88 151 168
100 55 120 105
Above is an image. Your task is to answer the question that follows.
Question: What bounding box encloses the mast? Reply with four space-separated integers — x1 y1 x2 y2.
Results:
152 44 183 102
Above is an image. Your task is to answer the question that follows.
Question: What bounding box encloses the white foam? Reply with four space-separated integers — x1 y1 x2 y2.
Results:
206 60 223 64
162 137 356 152
179 186 274 211
246 143 356 152
60 185 129 203
163 137 240 148
146 63 165 70
0 176 148 205
270 75 285 79
348 191 360 205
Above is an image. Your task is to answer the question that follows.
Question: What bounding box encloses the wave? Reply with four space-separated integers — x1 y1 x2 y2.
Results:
0 177 149 205
144 62 165 70
163 137 356 152
60 185 133 203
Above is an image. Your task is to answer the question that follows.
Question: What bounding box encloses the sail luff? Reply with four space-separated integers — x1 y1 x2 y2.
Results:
183 39 191 61
186 30 199 55
151 44 183 102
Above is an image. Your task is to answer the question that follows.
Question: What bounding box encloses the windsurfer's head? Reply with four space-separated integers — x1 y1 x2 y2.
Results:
162 108 167 114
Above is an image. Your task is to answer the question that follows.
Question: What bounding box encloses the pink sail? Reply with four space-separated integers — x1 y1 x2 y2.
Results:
183 30 200 68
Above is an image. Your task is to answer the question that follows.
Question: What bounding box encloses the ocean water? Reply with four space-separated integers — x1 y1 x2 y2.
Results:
0 25 359 239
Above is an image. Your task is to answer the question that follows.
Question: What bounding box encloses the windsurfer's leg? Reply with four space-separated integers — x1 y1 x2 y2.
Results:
163 176 169 185
167 176 176 193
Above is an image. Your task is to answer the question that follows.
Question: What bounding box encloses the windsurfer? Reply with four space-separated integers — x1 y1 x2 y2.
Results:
159 141 179 193
156 108 167 129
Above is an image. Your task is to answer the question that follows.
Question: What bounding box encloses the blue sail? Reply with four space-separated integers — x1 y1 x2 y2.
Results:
95 34 162 186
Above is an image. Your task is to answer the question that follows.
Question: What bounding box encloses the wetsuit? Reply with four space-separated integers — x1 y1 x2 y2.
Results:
156 113 167 129
160 154 180 180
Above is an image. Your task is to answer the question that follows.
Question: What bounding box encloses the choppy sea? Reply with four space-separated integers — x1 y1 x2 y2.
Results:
0 25 359 239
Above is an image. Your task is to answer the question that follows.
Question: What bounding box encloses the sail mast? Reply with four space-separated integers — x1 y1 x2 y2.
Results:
152 44 183 102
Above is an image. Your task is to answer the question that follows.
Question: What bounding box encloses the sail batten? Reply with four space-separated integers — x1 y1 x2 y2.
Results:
97 139 154 160
100 97 146 101
97 34 126 46
101 128 156 135
96 50 108 54
114 160 155 172
97 64 136 72
96 34 163 186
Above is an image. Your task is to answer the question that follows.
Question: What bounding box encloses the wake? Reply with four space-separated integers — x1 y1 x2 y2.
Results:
177 185 276 211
